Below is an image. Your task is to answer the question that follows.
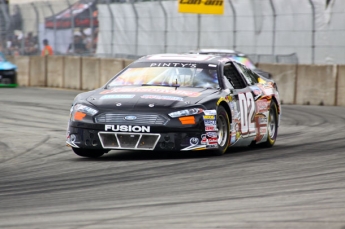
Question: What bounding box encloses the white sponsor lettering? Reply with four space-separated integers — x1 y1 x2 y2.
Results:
105 125 150 133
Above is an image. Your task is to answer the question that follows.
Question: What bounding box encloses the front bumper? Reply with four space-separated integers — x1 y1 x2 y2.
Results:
66 123 218 151
0 70 17 87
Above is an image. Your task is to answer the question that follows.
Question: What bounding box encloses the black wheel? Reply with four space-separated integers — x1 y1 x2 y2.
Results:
72 147 107 158
261 101 278 147
214 106 230 156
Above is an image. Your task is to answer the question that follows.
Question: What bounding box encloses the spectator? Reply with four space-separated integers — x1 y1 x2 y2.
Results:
67 32 88 55
23 32 39 55
41 39 54 56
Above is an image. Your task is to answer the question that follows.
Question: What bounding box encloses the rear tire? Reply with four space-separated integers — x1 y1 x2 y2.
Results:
72 148 107 158
261 101 278 147
213 106 230 156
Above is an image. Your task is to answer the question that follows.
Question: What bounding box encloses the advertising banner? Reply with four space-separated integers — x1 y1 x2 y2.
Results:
178 0 224 15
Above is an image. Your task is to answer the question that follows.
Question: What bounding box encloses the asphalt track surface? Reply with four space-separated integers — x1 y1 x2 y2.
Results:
0 87 345 229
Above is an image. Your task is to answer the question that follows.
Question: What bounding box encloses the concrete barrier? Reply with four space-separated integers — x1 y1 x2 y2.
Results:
64 56 81 90
81 57 100 90
336 65 345 106
257 63 297 104
6 56 15 65
29 56 46 86
124 59 134 68
14 56 30 86
99 58 124 86
47 56 64 88
296 64 337 106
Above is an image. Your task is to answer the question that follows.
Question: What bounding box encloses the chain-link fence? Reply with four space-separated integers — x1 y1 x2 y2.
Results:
1 0 344 64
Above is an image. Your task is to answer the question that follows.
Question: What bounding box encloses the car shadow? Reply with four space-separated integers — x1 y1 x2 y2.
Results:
70 146 263 162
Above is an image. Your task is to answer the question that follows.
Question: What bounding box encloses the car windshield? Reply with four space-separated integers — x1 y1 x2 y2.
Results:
107 63 219 89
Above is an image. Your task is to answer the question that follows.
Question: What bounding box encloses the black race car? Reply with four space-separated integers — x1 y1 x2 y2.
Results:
66 54 281 158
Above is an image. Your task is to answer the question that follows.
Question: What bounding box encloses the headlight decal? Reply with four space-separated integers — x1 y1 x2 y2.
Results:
168 108 204 118
71 104 98 121
74 111 87 121
179 116 196 125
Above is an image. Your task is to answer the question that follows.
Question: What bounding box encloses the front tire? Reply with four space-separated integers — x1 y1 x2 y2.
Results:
72 148 107 158
214 106 230 156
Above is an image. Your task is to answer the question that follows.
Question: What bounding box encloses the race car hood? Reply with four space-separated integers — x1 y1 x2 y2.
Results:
0 61 17 70
86 86 218 110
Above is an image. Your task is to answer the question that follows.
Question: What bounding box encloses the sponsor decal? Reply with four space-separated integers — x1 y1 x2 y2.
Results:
101 87 201 97
250 86 263 100
205 126 217 131
203 115 216 120
259 116 268 124
207 137 218 144
141 94 183 101
105 125 150 133
254 114 267 142
256 99 269 112
203 110 217 115
201 134 207 144
100 94 135 99
190 137 199 146
260 128 267 134
206 143 218 149
149 63 196 68
206 132 218 138
204 120 216 126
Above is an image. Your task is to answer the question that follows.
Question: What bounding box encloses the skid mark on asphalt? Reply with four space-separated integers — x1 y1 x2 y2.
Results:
1 135 51 164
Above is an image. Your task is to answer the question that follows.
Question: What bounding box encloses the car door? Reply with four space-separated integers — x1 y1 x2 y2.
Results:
222 61 258 146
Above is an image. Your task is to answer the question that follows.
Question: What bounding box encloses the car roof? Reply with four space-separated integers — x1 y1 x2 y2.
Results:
135 53 231 65
192 48 247 57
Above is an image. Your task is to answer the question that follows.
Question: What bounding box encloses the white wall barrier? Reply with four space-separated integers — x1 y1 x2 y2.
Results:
257 63 297 105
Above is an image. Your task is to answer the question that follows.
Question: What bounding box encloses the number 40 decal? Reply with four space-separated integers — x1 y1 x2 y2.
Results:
239 92 255 136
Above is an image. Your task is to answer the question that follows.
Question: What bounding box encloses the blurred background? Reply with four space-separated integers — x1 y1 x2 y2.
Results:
0 0 344 65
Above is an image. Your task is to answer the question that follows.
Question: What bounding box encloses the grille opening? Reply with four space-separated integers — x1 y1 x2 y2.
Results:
98 132 160 150
117 134 140 148
99 133 119 148
95 113 168 125
137 135 160 149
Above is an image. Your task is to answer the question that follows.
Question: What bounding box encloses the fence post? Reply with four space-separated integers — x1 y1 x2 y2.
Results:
47 2 57 52
228 0 237 50
106 0 115 56
66 0 75 54
308 0 315 64
158 0 167 53
30 3 40 51
269 0 276 56
88 1 93 55
0 0 10 54
130 0 138 56
197 14 201 50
